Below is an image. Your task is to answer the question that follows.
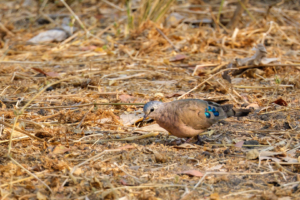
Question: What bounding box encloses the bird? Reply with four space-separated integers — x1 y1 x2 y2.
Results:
143 99 251 144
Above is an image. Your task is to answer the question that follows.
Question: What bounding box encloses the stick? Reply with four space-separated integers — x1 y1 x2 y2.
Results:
26 102 145 110
0 121 43 142
178 68 238 99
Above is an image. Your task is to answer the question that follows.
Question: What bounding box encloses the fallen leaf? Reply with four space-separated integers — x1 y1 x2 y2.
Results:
119 94 143 103
210 193 220 200
117 145 136 150
207 164 223 171
32 67 60 77
174 143 197 149
272 98 288 106
178 170 203 177
120 112 144 126
137 124 168 133
153 150 167 163
119 94 133 102
45 71 60 77
235 141 244 148
246 149 259 160
169 54 187 62
73 167 83 176
52 145 70 154
27 29 68 44
37 191 48 200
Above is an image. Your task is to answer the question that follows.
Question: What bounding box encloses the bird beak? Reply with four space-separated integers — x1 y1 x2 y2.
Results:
143 115 148 121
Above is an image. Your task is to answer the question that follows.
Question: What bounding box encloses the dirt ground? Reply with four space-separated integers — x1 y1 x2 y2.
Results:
0 0 300 199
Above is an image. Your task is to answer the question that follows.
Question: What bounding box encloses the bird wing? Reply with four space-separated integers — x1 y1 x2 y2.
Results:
170 99 227 131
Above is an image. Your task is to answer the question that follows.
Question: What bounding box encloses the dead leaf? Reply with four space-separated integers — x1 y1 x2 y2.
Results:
235 141 244 148
45 71 60 77
207 164 224 171
137 124 168 133
119 94 142 103
174 143 197 149
73 167 83 176
52 145 70 154
246 149 259 160
169 54 187 62
117 145 136 150
262 191 278 200
210 193 220 200
178 170 203 177
27 29 68 44
272 98 288 106
32 67 59 77
120 112 144 126
37 191 48 200
153 151 167 163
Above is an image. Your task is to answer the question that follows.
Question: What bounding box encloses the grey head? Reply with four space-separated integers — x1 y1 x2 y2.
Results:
143 101 163 120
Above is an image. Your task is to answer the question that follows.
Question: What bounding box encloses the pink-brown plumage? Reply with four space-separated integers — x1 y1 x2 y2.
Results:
143 99 250 138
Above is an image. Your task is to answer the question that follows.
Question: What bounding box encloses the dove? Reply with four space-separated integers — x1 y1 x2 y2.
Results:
143 99 251 143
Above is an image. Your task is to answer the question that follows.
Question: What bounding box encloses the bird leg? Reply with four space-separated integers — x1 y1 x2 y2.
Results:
185 137 193 143
195 134 205 145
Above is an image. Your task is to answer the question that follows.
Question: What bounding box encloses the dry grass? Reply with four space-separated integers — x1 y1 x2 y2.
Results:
0 0 300 199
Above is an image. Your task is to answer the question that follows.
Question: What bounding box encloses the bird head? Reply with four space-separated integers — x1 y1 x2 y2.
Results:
143 101 163 120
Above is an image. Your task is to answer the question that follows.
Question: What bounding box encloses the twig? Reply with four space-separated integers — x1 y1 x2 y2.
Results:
207 63 228 75
0 86 10 96
0 22 14 36
70 149 122 178
59 0 89 35
0 136 29 144
223 190 262 198
0 121 43 142
9 156 52 193
108 73 145 81
8 76 80 154
0 58 126 65
59 0 104 42
227 0 249 29
76 106 94 128
193 171 280 189
101 0 124 11
274 162 297 175
192 64 218 76
113 162 141 183
234 85 294 89
156 27 179 52
178 68 238 99
79 132 159 144
0 171 47 188
26 102 145 110
83 184 197 200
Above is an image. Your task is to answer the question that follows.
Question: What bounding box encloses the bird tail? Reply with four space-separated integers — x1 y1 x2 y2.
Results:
221 104 252 117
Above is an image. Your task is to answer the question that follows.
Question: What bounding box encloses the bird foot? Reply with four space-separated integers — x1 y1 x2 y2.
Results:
167 138 186 145
195 135 205 146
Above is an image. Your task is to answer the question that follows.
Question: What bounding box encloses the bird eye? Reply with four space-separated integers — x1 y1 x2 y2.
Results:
150 108 154 112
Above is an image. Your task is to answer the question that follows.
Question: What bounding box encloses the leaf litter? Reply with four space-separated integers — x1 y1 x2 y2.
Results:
0 0 300 199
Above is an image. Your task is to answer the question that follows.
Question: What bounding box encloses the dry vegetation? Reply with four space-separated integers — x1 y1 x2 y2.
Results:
0 0 300 199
